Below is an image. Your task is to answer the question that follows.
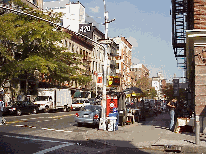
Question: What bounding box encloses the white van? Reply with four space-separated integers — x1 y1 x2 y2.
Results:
71 99 90 111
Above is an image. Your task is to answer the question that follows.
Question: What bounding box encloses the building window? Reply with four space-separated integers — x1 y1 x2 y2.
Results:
116 63 119 69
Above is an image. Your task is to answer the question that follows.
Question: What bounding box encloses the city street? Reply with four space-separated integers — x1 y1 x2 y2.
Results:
0 111 163 154
0 111 205 153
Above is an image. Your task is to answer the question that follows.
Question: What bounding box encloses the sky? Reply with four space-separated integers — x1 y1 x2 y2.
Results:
43 0 185 82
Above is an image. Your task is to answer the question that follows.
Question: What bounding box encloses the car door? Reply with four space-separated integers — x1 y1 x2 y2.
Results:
18 102 26 114
24 101 32 114
27 101 34 113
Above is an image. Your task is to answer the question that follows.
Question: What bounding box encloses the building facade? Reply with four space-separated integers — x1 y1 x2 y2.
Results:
171 0 206 135
152 72 165 100
131 64 149 80
113 37 132 91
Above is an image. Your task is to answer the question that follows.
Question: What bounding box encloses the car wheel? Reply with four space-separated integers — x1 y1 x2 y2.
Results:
63 106 68 112
17 109 22 116
33 108 37 114
77 123 82 127
44 107 49 113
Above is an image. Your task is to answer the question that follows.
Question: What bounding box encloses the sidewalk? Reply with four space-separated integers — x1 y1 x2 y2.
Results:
84 112 206 153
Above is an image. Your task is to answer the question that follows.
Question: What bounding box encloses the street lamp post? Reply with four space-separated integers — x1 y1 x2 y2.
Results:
99 0 115 130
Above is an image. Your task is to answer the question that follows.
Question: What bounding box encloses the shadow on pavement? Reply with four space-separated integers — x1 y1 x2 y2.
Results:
0 132 162 154
139 112 171 130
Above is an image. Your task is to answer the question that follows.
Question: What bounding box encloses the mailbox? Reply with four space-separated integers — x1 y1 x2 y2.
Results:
106 95 118 117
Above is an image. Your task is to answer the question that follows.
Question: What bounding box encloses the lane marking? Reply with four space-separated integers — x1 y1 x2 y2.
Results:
41 128 48 130
3 113 75 125
15 125 24 127
3 134 74 144
47 129 55 131
21 119 28 121
55 130 64 132
15 125 36 128
34 143 74 154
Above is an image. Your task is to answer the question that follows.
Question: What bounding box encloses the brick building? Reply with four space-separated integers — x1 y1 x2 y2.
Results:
131 64 149 79
113 37 132 91
171 0 206 136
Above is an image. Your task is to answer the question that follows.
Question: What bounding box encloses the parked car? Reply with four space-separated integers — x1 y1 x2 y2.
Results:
88 98 96 105
8 101 39 116
74 105 102 126
132 108 146 121
71 99 90 111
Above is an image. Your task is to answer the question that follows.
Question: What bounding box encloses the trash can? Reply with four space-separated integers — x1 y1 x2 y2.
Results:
107 116 117 131
107 108 119 131
112 108 119 129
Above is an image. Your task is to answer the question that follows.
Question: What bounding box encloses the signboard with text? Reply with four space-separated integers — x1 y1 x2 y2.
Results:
79 23 93 40
97 73 103 86
173 79 179 97
108 76 120 87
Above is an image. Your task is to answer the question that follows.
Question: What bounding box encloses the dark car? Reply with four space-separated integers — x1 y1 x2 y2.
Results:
132 108 146 122
74 105 102 126
8 101 38 116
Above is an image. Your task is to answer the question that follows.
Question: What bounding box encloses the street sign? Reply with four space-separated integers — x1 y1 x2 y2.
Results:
173 79 179 96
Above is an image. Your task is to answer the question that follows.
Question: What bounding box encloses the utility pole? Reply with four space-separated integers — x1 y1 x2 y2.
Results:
99 0 115 130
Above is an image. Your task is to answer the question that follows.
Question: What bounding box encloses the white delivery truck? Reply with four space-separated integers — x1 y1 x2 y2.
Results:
33 88 72 112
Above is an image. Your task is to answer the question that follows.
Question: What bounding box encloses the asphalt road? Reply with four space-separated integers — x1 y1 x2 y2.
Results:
0 111 165 154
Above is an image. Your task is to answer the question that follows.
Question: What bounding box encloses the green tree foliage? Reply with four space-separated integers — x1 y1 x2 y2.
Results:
136 77 151 97
136 77 150 91
161 83 187 102
149 87 157 99
0 0 91 86
161 84 174 100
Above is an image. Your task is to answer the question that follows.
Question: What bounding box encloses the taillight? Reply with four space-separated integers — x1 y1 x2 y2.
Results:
75 113 79 117
94 114 99 119
71 105 73 110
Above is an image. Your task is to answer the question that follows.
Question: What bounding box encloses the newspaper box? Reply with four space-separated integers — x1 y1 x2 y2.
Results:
107 116 117 131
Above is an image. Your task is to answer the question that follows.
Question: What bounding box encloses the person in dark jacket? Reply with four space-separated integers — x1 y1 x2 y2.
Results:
0 98 4 125
167 99 177 131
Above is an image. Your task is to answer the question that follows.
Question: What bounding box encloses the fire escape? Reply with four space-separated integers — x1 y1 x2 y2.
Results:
171 0 194 70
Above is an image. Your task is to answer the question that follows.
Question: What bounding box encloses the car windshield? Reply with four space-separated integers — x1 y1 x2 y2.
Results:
13 101 24 106
81 105 101 112
72 101 83 104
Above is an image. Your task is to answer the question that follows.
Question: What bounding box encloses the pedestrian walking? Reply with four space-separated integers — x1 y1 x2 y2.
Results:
0 98 4 125
167 99 177 131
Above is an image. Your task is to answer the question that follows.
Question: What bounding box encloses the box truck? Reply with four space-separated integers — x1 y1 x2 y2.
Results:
34 88 72 112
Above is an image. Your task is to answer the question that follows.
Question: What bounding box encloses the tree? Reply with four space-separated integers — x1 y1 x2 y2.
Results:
0 0 91 88
136 77 151 98
161 83 187 102
136 77 150 91
149 87 157 99
161 83 174 101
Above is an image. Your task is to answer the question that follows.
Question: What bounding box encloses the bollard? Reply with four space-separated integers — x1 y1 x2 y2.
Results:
195 116 200 145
